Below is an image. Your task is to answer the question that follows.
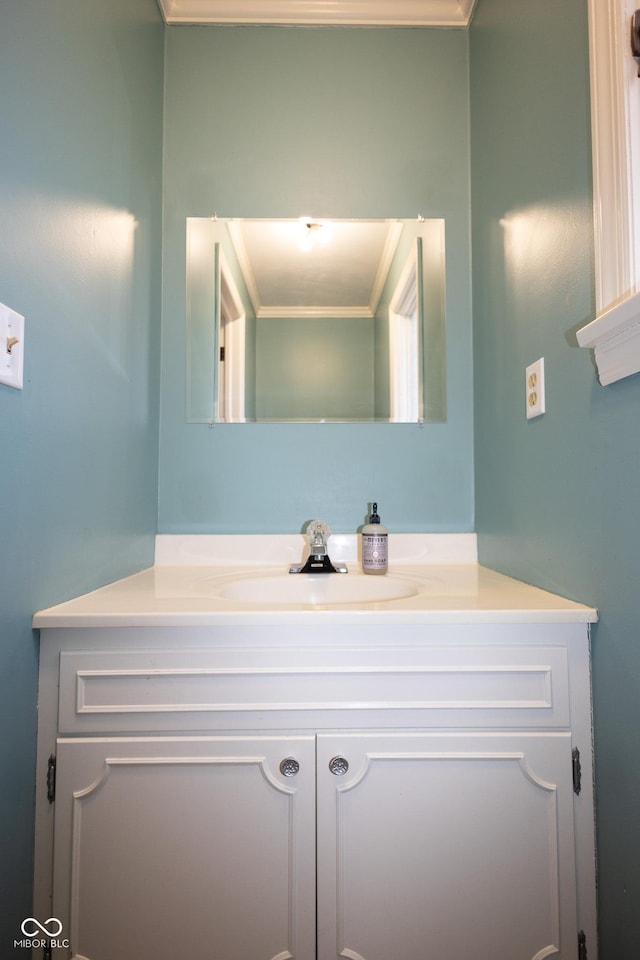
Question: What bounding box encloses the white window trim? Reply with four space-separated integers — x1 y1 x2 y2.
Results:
577 0 640 384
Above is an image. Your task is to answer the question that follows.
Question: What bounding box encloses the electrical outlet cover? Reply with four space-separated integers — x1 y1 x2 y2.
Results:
0 302 25 390
526 358 545 419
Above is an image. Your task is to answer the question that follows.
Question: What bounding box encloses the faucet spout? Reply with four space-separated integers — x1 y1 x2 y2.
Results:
290 520 348 574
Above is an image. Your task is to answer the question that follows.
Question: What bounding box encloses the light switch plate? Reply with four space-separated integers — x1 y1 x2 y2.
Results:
526 357 545 419
0 302 25 390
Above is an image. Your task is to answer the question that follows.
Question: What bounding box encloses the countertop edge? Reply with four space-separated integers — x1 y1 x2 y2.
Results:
33 608 599 630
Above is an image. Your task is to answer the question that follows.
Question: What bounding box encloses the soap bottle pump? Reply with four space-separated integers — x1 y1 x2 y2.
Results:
361 502 388 575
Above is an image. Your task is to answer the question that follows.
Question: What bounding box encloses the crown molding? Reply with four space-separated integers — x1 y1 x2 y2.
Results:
156 1 477 27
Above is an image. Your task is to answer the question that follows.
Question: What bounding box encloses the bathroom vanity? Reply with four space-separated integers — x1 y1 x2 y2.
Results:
32 535 598 960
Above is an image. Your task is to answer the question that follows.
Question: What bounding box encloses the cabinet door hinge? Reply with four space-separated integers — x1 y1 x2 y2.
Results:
572 746 582 795
578 929 587 960
47 754 56 804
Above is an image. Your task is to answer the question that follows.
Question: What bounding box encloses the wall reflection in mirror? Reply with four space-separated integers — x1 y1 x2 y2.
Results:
186 217 446 423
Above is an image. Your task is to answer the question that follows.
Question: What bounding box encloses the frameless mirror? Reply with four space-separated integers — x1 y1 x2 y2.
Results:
186 217 446 423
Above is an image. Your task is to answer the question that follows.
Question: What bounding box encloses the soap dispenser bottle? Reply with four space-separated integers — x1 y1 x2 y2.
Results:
361 502 388 575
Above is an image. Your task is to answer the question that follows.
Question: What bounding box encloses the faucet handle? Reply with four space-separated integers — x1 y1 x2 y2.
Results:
289 519 347 573
307 519 330 551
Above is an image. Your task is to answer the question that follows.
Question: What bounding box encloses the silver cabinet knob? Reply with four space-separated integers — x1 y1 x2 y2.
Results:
279 757 300 777
329 756 349 776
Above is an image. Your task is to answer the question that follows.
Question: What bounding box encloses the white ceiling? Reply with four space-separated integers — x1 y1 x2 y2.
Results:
156 1 477 28
227 219 405 318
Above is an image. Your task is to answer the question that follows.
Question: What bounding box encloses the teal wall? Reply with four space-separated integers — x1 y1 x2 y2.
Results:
159 25 474 533
0 0 163 945
255 315 375 421
470 1 636 955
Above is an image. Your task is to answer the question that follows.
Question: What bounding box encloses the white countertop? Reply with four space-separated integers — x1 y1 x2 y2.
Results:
32 535 597 628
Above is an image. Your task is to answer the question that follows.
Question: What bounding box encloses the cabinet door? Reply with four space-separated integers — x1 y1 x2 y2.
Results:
316 732 578 960
52 736 316 960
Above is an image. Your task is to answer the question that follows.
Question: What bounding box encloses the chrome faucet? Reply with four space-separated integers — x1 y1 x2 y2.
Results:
308 519 330 559
290 520 348 574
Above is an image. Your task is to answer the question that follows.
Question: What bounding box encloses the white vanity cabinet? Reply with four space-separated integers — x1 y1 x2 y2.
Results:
33 620 597 960
51 734 317 960
316 730 579 960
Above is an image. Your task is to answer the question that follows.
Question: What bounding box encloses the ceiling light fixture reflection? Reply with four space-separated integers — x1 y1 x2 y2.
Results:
298 217 332 252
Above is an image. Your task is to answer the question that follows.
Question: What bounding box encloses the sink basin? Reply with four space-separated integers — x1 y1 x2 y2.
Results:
211 572 421 607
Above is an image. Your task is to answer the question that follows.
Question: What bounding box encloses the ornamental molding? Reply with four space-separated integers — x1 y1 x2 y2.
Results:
156 0 477 27
576 291 640 386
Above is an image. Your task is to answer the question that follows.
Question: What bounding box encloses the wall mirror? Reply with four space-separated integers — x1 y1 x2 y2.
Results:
186 217 446 423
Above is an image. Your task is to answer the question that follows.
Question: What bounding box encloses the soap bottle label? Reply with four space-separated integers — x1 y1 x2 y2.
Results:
362 533 388 571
